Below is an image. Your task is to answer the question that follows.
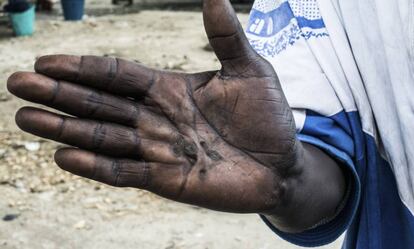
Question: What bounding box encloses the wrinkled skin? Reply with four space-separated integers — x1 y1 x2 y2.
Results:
7 0 345 233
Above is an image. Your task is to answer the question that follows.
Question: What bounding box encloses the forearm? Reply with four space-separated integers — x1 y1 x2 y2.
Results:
263 141 347 233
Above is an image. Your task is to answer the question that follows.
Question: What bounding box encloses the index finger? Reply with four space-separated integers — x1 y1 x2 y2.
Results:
34 55 157 98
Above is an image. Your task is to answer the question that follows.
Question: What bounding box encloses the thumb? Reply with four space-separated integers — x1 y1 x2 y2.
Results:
203 0 257 67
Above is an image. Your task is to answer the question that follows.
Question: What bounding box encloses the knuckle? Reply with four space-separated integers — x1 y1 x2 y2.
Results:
113 161 151 188
85 91 103 116
111 160 121 186
108 57 119 80
55 116 66 140
92 122 107 150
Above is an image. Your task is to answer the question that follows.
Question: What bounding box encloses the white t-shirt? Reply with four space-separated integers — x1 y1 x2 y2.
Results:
246 0 414 248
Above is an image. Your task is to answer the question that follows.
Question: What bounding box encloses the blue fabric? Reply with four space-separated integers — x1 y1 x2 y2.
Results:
343 135 414 249
296 16 325 29
301 110 355 158
261 110 414 248
247 2 294 37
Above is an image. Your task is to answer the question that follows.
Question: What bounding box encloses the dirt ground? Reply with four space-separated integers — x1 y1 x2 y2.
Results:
0 1 343 248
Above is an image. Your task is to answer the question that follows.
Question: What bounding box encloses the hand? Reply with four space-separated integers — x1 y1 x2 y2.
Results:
7 0 345 232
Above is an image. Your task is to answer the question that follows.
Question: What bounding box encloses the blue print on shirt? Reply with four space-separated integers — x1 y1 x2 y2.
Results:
246 0 329 57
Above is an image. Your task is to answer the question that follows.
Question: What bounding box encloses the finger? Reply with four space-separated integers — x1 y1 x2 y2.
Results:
15 107 182 163
203 0 257 67
7 72 177 141
34 55 157 98
55 148 187 194
55 147 151 188
8 72 138 125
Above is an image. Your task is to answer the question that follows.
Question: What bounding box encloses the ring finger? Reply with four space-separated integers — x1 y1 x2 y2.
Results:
16 107 183 164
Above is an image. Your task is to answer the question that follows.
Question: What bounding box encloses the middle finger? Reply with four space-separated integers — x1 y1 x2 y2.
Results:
7 72 177 142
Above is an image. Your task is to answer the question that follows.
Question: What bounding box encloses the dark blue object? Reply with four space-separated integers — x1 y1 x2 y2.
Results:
61 0 85 21
3 0 31 13
2 214 20 221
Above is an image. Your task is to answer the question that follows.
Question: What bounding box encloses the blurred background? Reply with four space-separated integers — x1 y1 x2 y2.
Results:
0 1 342 248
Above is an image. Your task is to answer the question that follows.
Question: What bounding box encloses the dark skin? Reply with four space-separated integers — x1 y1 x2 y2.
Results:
7 0 346 233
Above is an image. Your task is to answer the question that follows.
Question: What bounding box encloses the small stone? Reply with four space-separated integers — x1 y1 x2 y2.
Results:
0 92 10 102
2 214 19 222
24 142 40 152
73 220 86 229
0 149 6 159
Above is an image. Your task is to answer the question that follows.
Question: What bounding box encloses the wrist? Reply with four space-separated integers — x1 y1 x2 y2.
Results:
260 141 347 233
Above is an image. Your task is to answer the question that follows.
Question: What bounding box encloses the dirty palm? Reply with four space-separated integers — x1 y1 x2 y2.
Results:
7 0 345 234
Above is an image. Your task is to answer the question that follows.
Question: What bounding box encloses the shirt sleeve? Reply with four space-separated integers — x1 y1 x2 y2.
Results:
259 110 361 247
245 0 363 246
